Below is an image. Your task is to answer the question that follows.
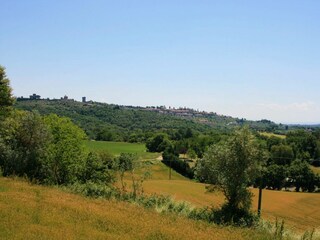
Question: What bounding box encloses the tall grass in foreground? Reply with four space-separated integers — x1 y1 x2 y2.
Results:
0 177 290 240
66 181 320 240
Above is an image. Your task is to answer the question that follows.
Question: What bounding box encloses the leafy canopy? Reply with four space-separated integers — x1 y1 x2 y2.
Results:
0 65 15 118
196 127 266 212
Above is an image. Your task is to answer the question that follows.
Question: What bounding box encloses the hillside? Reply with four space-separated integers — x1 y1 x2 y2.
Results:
15 99 285 140
142 180 320 232
85 141 320 232
0 177 273 240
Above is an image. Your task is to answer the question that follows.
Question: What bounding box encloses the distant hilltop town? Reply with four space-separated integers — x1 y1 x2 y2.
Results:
17 94 89 103
15 93 288 130
16 93 236 122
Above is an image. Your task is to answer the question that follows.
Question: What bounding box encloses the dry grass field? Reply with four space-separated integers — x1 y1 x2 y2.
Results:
143 179 320 232
0 177 271 240
311 166 320 174
259 132 286 139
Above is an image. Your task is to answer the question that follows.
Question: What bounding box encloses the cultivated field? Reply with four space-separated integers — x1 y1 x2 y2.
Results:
0 177 272 240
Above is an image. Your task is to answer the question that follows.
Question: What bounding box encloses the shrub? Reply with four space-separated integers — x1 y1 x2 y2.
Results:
212 203 259 227
68 181 118 199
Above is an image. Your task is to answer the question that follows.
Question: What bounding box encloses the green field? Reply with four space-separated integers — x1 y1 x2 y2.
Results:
85 141 160 159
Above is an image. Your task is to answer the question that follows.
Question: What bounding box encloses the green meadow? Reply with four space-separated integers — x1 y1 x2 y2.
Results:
85 140 160 159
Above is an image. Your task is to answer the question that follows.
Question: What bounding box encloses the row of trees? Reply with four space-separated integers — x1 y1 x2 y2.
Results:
257 131 320 192
146 124 320 193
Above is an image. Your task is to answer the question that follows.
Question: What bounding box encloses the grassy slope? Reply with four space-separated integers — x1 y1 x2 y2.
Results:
143 180 320 232
86 141 320 232
0 177 269 240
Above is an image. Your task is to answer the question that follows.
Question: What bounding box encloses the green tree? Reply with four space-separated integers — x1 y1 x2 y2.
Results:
0 111 50 181
44 114 87 184
116 153 136 192
187 148 197 160
0 65 15 118
82 152 116 184
162 144 179 163
196 128 266 223
146 134 170 152
270 144 294 165
263 164 287 190
287 130 318 160
289 160 317 192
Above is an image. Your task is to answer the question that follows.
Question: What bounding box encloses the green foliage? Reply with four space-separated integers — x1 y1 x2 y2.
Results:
270 144 294 165
260 164 287 190
162 144 179 162
0 111 50 181
115 153 137 191
265 136 284 151
273 219 285 240
68 181 118 198
0 65 15 118
15 100 212 141
146 134 171 152
82 152 116 184
286 130 318 160
117 152 135 172
162 145 194 179
212 204 259 227
0 112 91 185
43 114 87 184
189 134 215 158
85 140 160 159
196 127 266 223
289 160 318 192
186 148 197 160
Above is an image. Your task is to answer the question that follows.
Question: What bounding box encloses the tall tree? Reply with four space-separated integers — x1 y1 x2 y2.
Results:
0 111 50 180
0 65 15 118
44 114 87 184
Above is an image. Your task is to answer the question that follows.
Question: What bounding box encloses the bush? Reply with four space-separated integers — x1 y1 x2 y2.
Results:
162 158 194 179
81 152 116 184
68 181 118 199
188 207 214 222
212 203 259 227
162 145 194 179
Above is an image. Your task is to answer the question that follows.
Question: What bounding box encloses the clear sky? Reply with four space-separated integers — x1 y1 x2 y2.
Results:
1 1 320 124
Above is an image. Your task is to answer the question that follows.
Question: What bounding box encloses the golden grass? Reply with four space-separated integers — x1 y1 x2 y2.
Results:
311 166 320 174
259 132 286 139
0 177 269 240
146 162 188 180
143 179 320 232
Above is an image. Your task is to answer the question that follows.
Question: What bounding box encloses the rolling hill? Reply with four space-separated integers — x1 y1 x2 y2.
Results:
15 99 286 140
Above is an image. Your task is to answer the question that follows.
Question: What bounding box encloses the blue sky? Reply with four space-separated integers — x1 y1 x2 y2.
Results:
1 1 320 124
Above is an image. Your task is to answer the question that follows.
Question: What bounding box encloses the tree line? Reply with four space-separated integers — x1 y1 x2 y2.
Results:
146 124 320 193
